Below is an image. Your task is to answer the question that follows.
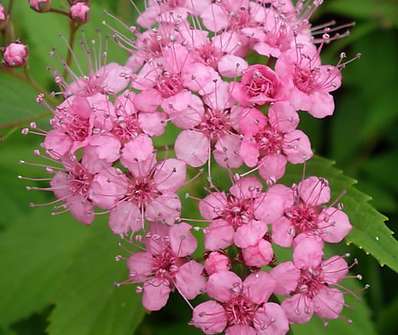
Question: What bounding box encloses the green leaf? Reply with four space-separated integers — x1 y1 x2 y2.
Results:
281 156 398 272
47 219 145 335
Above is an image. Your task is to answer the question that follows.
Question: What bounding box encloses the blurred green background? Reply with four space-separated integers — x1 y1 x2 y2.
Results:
0 0 398 334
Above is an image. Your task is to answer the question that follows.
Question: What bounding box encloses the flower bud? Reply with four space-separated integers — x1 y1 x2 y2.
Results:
69 2 90 23
29 0 52 12
0 4 7 29
204 251 230 275
3 42 29 67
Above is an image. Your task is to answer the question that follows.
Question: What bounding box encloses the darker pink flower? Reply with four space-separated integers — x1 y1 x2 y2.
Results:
276 46 342 118
200 176 286 250
239 102 312 183
29 0 51 12
0 4 7 28
271 176 352 247
231 65 285 106
272 237 349 324
126 222 206 311
192 270 289 335
3 42 28 67
70 2 90 23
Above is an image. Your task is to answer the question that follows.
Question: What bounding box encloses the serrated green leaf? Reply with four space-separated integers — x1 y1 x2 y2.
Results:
47 219 145 335
281 156 398 272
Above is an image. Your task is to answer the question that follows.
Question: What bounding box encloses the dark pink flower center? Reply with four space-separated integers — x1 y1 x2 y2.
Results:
68 165 93 196
286 202 319 234
296 267 324 298
293 66 319 94
245 71 276 99
112 115 141 143
152 247 179 280
56 111 90 142
198 108 232 140
157 72 183 98
224 295 257 326
255 126 284 156
126 177 159 207
222 195 256 228
196 43 222 68
229 8 251 29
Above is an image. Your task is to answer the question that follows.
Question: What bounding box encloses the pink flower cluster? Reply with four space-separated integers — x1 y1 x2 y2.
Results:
21 0 360 333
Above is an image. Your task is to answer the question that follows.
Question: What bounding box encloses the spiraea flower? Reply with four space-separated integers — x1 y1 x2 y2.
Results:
0 4 8 29
29 0 52 12
69 1 90 23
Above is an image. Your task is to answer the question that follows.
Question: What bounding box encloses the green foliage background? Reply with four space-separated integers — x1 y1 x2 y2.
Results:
0 0 398 334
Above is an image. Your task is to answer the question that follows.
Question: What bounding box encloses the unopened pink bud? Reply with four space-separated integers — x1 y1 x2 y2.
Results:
3 42 29 67
70 2 90 23
204 252 230 275
29 0 52 12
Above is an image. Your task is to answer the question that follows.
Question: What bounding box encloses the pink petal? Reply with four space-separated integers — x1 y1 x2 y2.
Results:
254 303 290 335
201 4 229 32
213 134 243 169
207 271 242 303
175 130 210 167
121 134 154 166
308 91 335 118
271 216 295 247
199 192 227 220
254 191 286 224
243 271 275 304
109 202 142 235
282 130 313 164
145 193 181 225
271 261 300 295
218 55 248 78
138 112 167 136
205 252 231 275
98 63 132 95
234 220 267 248
169 222 197 257
175 260 206 299
142 278 171 311
242 239 273 267
127 252 153 282
154 158 187 193
282 294 314 324
240 137 260 167
321 256 348 285
43 130 72 158
67 195 94 225
182 63 221 95
225 325 256 335
229 176 263 199
313 287 344 319
298 176 331 206
268 102 299 133
205 219 235 251
239 108 267 136
259 154 287 184
318 208 352 243
293 236 324 269
192 301 227 335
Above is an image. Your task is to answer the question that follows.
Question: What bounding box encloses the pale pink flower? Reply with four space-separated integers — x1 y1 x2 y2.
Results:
172 82 242 168
271 176 352 247
275 46 342 118
69 2 90 23
200 176 286 250
29 0 51 12
231 65 285 106
127 222 206 311
192 270 289 335
272 237 348 324
239 102 312 183
90 150 186 235
3 42 28 67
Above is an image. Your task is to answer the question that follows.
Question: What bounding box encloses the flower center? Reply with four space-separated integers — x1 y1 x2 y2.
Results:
293 66 319 94
255 126 284 156
196 43 222 68
152 247 179 280
198 107 231 140
69 165 93 196
224 295 257 326
246 71 276 98
296 267 324 298
222 195 255 228
112 115 141 143
157 72 183 98
126 177 159 207
56 109 90 142
286 202 319 234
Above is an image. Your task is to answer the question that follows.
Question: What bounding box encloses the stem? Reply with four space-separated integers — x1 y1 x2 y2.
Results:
8 0 14 15
63 22 79 80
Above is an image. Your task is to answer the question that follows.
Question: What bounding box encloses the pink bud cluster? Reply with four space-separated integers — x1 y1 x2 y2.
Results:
28 0 90 23
21 0 360 333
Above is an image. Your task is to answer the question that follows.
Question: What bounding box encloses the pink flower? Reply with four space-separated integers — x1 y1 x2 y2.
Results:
272 238 349 324
29 0 51 12
0 4 7 28
126 222 206 311
90 150 186 235
65 63 132 97
3 42 28 67
200 176 285 250
50 156 96 224
239 102 312 183
173 82 242 168
271 176 352 247
70 2 90 23
231 65 285 106
192 270 289 335
276 46 342 118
